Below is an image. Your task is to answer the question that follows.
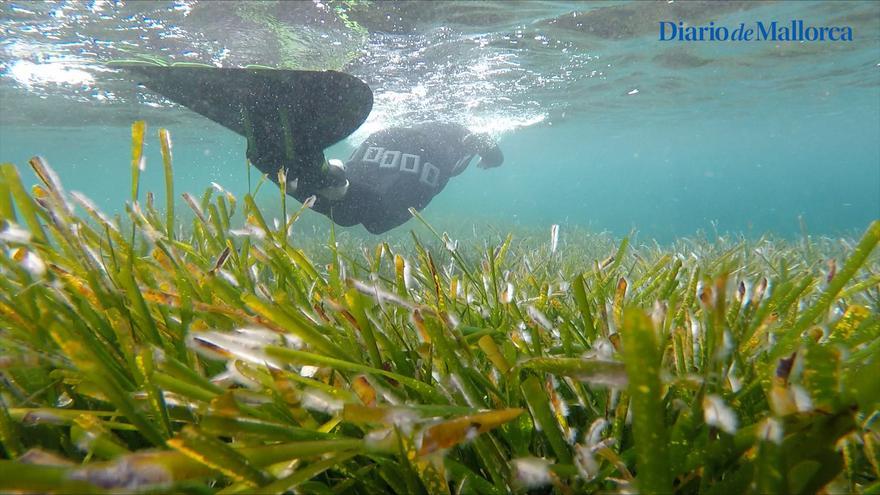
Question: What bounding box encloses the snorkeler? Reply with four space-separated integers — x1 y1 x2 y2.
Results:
119 65 503 233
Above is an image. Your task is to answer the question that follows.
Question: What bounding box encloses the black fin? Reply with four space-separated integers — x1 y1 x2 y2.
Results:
121 65 373 150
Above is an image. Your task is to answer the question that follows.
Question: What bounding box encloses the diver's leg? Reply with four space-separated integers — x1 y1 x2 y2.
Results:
246 123 346 203
324 183 368 227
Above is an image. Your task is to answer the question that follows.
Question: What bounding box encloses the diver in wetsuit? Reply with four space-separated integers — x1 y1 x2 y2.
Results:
119 64 503 233
247 121 504 234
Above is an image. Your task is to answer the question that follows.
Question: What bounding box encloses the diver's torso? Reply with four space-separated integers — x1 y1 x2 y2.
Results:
345 121 477 209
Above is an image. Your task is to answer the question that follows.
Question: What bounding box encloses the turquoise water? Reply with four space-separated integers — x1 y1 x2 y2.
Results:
1 1 878 243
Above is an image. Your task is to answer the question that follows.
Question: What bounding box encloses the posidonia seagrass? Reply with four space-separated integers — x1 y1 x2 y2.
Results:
0 123 878 494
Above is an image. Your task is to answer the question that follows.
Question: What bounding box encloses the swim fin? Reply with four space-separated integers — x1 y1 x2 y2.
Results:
116 63 373 151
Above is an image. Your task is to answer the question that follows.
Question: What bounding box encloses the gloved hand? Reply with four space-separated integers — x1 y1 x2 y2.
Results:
316 159 349 200
462 132 504 169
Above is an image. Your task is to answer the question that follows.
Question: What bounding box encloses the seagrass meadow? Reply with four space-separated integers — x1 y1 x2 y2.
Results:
0 123 878 495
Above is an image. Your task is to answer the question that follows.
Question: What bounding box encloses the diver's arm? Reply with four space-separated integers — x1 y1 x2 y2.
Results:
462 132 504 169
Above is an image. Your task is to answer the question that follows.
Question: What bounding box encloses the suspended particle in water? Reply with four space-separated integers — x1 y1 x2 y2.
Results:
513 457 553 489
703 394 738 434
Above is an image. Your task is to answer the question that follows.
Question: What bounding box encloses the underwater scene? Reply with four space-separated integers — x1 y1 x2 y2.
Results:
0 1 879 494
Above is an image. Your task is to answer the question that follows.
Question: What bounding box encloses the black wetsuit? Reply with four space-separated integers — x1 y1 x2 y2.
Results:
329 122 501 233
248 121 502 234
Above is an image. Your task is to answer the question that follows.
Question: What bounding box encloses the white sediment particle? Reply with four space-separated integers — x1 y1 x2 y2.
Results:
586 418 609 447
465 426 480 442
70 455 173 489
588 338 616 361
703 394 738 434
727 361 742 393
350 279 416 310
479 305 491 319
300 365 319 378
365 428 393 449
186 330 283 369
758 417 784 445
302 390 343 414
518 322 532 345
690 316 701 357
446 311 460 329
528 306 553 331
55 391 74 408
387 409 420 433
22 410 66 425
217 269 238 287
550 224 559 253
74 427 99 452
566 426 578 445
234 327 283 345
152 346 167 365
21 251 46 277
500 282 514 304
229 224 266 239
0 222 31 243
792 385 814 412
575 444 600 481
138 155 146 172
442 232 458 252
403 257 414 290
513 457 553 488
223 361 260 390
627 88 639 95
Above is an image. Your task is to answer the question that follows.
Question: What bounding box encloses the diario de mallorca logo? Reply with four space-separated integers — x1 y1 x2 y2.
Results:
659 20 853 42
